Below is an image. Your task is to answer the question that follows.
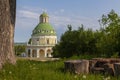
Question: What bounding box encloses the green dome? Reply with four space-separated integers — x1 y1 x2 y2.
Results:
32 23 56 36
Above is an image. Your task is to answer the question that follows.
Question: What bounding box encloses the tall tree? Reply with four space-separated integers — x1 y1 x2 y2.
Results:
98 10 120 57
53 25 97 58
0 0 16 68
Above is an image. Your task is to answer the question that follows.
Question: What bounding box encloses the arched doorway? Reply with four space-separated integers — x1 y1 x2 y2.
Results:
39 49 45 58
47 49 52 57
32 49 37 57
28 49 31 57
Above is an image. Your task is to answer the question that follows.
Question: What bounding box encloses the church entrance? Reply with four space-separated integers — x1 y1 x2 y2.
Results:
39 49 45 58
47 49 51 57
32 49 37 57
28 49 31 57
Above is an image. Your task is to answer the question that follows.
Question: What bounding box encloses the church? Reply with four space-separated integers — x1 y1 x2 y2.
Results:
26 12 57 58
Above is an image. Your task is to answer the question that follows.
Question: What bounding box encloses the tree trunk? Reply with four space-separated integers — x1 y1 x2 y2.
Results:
0 0 16 68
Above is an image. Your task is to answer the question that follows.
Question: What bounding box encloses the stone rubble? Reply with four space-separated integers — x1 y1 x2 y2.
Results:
64 58 120 76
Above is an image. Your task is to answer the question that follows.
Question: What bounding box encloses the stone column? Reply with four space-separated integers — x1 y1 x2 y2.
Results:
45 36 47 45
37 49 39 58
44 49 47 57
30 49 32 58
55 38 57 44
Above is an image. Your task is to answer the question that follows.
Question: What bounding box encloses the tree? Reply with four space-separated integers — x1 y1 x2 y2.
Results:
15 45 26 56
53 10 120 58
98 10 120 57
0 0 16 68
53 25 79 57
53 25 97 58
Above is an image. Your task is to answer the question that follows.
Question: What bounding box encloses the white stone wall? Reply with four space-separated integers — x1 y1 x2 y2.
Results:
31 36 57 45
26 46 53 58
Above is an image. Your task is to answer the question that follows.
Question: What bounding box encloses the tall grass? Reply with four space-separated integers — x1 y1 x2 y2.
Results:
0 60 119 80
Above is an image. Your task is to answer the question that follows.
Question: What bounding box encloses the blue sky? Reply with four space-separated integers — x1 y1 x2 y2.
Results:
15 0 120 42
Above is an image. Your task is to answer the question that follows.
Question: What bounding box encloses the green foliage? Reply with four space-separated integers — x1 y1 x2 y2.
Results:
53 10 120 58
53 25 98 58
98 9 120 57
0 60 118 80
67 54 99 60
14 45 26 56
111 52 119 58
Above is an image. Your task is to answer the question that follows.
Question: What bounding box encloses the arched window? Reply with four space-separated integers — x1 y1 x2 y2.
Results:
39 49 45 57
47 39 49 44
47 49 52 57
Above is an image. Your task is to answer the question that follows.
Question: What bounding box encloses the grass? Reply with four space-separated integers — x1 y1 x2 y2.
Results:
0 59 119 80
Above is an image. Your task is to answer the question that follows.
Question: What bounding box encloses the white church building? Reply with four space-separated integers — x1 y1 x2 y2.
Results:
26 12 57 58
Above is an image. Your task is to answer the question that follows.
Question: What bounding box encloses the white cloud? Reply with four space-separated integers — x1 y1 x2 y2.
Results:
60 9 65 13
15 7 100 42
18 6 43 13
17 10 39 19
53 9 65 15
50 14 100 30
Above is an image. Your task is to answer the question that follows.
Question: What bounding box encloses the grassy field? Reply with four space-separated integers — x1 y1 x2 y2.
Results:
0 59 119 80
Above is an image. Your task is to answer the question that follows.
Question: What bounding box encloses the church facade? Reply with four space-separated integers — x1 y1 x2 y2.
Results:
26 12 57 58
